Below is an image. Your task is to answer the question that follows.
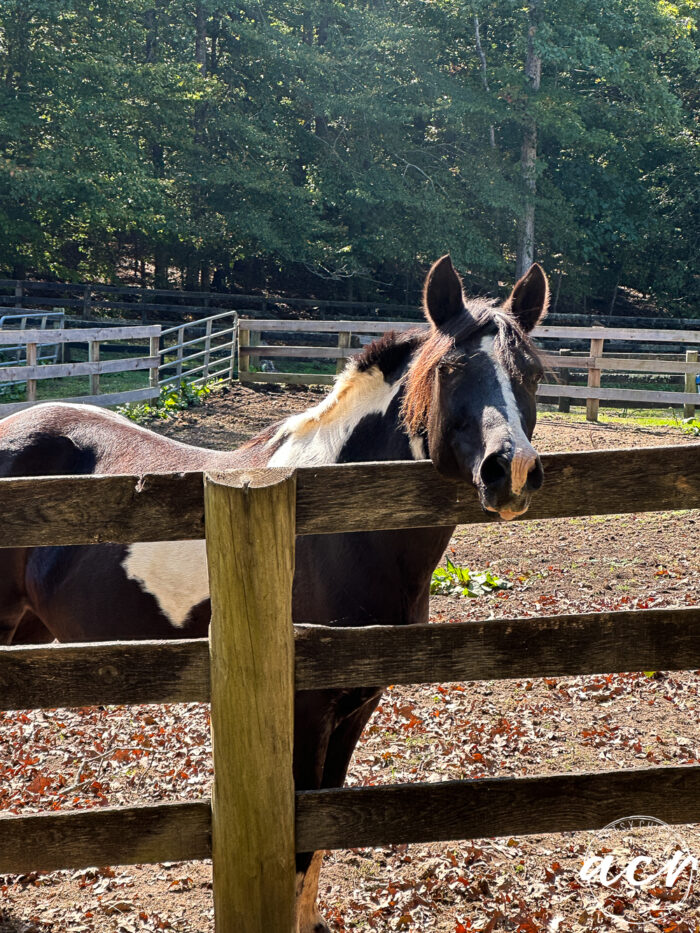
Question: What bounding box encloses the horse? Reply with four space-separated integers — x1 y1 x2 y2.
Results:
0 255 548 932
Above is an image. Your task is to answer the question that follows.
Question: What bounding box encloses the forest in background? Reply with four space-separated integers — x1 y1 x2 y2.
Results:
0 0 698 313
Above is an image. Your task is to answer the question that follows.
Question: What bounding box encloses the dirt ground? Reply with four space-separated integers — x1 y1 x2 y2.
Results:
1 385 699 933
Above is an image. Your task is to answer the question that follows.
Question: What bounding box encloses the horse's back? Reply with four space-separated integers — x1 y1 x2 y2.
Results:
0 401 230 476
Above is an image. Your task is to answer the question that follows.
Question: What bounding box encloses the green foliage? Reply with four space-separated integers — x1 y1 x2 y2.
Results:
117 378 220 423
430 555 513 599
0 1 697 310
681 417 700 436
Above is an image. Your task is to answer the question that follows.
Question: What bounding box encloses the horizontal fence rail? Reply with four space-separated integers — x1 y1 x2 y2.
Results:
3 765 700 872
2 606 699 711
0 444 698 547
236 319 700 419
0 801 212 875
296 765 700 851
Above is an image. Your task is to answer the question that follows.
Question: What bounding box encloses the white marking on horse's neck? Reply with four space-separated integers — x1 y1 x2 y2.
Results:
267 362 402 468
122 540 209 629
480 335 537 494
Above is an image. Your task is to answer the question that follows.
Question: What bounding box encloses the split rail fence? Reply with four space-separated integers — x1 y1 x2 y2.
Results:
0 446 700 929
238 319 700 421
0 325 161 417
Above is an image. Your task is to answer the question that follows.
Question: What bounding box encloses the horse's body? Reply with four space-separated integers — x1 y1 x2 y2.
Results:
0 257 548 932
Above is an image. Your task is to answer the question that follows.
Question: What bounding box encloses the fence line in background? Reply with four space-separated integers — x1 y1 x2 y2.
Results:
3 279 700 332
237 319 700 419
0 325 161 416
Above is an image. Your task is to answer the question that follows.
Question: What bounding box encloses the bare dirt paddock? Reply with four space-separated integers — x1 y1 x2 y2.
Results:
2 385 699 933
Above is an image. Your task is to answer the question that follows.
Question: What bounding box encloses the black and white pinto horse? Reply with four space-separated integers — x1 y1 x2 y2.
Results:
0 256 548 932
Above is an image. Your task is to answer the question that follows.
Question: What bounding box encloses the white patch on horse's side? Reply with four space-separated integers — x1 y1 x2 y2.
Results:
480 335 537 494
122 540 209 629
409 435 426 460
267 362 401 468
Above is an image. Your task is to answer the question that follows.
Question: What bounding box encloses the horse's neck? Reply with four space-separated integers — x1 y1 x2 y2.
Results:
251 365 420 469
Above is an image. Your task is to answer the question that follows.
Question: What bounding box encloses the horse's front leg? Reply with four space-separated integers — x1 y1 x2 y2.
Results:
294 688 383 933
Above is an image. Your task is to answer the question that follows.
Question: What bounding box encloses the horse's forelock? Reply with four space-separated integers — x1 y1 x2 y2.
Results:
401 302 542 434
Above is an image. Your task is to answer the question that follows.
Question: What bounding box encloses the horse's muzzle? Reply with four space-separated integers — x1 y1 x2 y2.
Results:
478 448 543 520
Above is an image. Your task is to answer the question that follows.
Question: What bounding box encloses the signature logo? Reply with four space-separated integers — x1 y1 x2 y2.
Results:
580 816 697 922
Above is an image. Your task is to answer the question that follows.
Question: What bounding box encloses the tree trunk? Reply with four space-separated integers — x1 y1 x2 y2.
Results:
473 16 496 150
195 3 207 75
516 2 541 280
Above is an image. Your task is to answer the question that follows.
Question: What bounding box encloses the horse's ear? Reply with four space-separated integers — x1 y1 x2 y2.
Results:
423 255 464 329
505 263 549 332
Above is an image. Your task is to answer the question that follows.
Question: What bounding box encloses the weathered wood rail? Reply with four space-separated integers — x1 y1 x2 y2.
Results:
238 319 700 420
0 445 698 928
0 325 161 414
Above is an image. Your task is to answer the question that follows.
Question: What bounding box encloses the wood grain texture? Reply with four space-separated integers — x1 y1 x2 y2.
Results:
534 325 700 343
0 801 211 874
0 470 205 547
0 445 697 547
293 444 700 533
0 355 159 384
238 345 353 359
294 607 700 690
684 349 699 419
25 342 37 402
238 319 700 343
538 383 700 406
295 765 700 851
238 319 419 335
586 337 604 421
204 468 297 933
0 326 160 345
0 639 209 711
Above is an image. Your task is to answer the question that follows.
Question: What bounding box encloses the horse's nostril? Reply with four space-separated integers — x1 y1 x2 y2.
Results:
526 457 544 491
480 452 510 488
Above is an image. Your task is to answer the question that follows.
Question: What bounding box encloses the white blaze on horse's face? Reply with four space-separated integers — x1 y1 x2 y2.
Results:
479 334 540 518
419 254 548 521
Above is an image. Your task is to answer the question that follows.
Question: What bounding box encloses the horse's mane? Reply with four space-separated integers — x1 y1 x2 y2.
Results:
402 301 543 435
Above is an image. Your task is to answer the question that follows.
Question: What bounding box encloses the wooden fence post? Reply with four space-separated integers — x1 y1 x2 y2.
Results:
336 331 351 375
89 340 100 395
26 343 37 403
204 468 297 933
238 326 250 381
229 314 238 382
684 350 699 420
14 282 23 309
558 348 570 413
81 285 91 320
586 337 604 422
149 334 160 391
248 329 261 371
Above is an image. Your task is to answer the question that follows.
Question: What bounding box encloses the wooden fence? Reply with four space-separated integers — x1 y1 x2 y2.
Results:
238 319 700 421
0 326 161 416
158 311 237 388
0 444 699 929
4 278 700 332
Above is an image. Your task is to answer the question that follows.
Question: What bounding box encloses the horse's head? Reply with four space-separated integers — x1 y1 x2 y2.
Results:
404 255 548 520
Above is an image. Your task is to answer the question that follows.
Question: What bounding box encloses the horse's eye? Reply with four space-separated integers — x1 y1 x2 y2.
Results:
438 361 462 376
